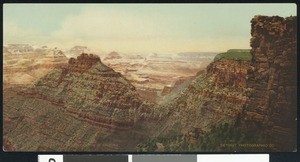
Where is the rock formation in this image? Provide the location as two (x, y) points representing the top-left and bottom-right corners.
(137, 66), (249, 151)
(28, 54), (148, 128)
(3, 53), (151, 151)
(147, 68), (248, 138)
(157, 15), (297, 152)
(68, 53), (101, 70)
(137, 16), (297, 151)
(242, 15), (297, 151)
(207, 60), (250, 88)
(161, 86), (173, 96)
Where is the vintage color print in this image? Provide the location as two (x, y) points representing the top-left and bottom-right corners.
(3, 4), (297, 152)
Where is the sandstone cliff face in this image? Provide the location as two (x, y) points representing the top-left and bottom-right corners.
(207, 60), (251, 88)
(3, 54), (152, 151)
(243, 16), (297, 151)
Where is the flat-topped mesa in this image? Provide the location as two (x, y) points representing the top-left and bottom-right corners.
(68, 53), (101, 69)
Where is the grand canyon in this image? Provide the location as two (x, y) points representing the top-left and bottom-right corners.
(3, 6), (297, 152)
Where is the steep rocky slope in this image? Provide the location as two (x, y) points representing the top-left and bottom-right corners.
(3, 53), (152, 151)
(242, 15), (297, 151)
(137, 59), (251, 151)
(137, 16), (296, 152)
(207, 60), (250, 88)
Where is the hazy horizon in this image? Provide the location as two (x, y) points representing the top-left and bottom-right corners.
(3, 4), (296, 53)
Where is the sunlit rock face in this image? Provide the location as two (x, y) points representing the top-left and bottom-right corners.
(3, 53), (152, 151)
(207, 60), (251, 88)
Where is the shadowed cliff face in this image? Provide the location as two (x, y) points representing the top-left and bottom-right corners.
(242, 15), (297, 151)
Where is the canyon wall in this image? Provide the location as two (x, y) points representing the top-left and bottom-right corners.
(207, 60), (251, 88)
(3, 54), (153, 151)
(242, 16), (297, 151)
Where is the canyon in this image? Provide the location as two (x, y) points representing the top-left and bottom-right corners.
(102, 52), (215, 103)
(136, 15), (297, 152)
(4, 53), (154, 151)
(3, 15), (297, 152)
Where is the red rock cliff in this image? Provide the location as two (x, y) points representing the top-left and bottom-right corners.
(242, 15), (297, 151)
(207, 60), (251, 88)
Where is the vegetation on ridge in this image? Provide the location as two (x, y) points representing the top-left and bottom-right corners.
(214, 49), (252, 62)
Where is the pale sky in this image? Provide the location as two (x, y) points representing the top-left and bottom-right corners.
(3, 4), (296, 53)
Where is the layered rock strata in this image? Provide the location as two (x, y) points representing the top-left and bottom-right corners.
(242, 16), (297, 151)
(3, 54), (151, 151)
(207, 60), (251, 88)
(151, 72), (248, 138)
(24, 54), (148, 128)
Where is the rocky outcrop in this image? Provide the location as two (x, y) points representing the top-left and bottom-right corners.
(207, 60), (251, 88)
(68, 53), (101, 70)
(242, 16), (297, 151)
(3, 53), (152, 151)
(27, 54), (148, 129)
(137, 15), (297, 152)
(150, 71), (248, 136)
(161, 86), (173, 96)
(143, 51), (252, 150)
